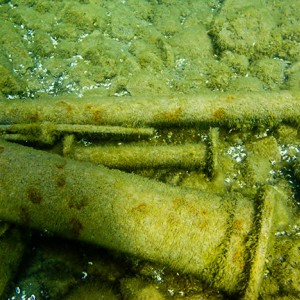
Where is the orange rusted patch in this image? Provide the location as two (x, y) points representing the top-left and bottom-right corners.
(213, 107), (226, 120)
(56, 176), (66, 188)
(186, 203), (199, 217)
(226, 95), (236, 102)
(68, 196), (88, 210)
(85, 104), (93, 110)
(155, 106), (183, 123)
(232, 250), (245, 271)
(131, 203), (148, 214)
(28, 111), (40, 122)
(56, 100), (74, 114)
(92, 108), (102, 123)
(232, 219), (244, 234)
(172, 197), (186, 210)
(199, 219), (208, 229)
(55, 160), (66, 169)
(167, 212), (180, 226)
(85, 104), (103, 124)
(27, 187), (43, 204)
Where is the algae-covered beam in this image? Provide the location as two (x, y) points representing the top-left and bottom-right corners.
(68, 143), (207, 170)
(0, 91), (299, 128)
(0, 123), (155, 145)
(0, 139), (288, 297)
(63, 127), (217, 173)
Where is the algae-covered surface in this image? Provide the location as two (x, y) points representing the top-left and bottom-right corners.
(0, 0), (300, 299)
(0, 0), (300, 99)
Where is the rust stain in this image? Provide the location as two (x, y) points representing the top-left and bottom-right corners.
(167, 212), (180, 226)
(56, 176), (66, 188)
(29, 111), (40, 122)
(56, 100), (74, 114)
(226, 95), (236, 102)
(213, 107), (226, 120)
(199, 219), (208, 229)
(68, 196), (88, 210)
(27, 186), (43, 204)
(155, 106), (183, 123)
(172, 197), (186, 210)
(232, 250), (245, 271)
(232, 219), (245, 234)
(85, 104), (103, 124)
(55, 160), (66, 169)
(131, 203), (148, 214)
(92, 108), (102, 123)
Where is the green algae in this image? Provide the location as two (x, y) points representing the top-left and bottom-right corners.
(0, 0), (299, 98)
(0, 225), (26, 297)
(0, 1), (300, 299)
(1, 118), (299, 299)
(0, 138), (288, 298)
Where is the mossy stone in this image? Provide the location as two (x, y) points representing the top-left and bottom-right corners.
(0, 65), (24, 96)
(62, 2), (105, 31)
(153, 4), (183, 36)
(285, 61), (300, 90)
(221, 51), (249, 75)
(211, 1), (279, 59)
(204, 59), (233, 91)
(126, 70), (171, 96)
(169, 25), (213, 60)
(129, 39), (165, 71)
(227, 77), (265, 93)
(250, 58), (287, 90)
(31, 30), (55, 57)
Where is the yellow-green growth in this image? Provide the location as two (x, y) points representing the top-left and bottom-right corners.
(70, 143), (207, 170)
(0, 139), (289, 296)
(0, 91), (299, 128)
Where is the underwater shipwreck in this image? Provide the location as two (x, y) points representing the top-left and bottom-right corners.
(1, 0), (300, 299)
(0, 91), (300, 299)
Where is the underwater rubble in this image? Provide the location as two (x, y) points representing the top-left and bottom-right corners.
(0, 91), (300, 299)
